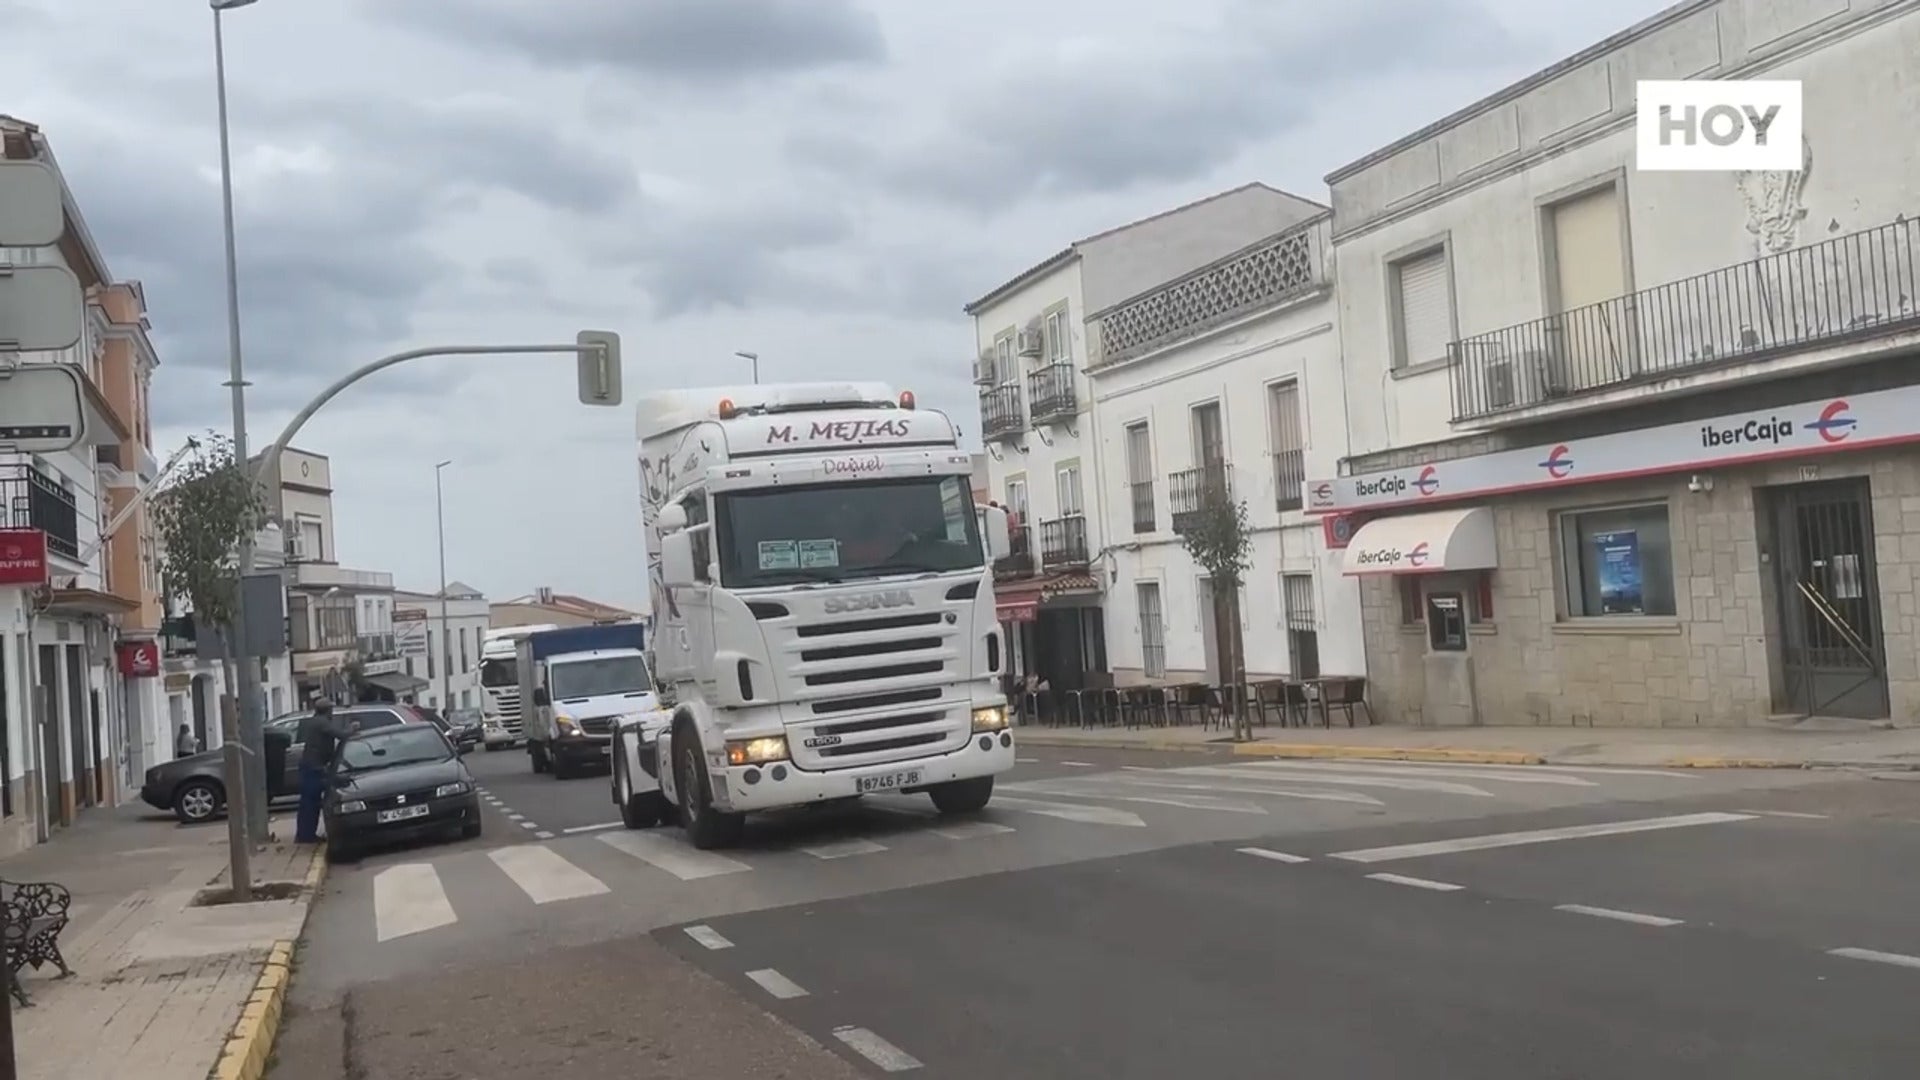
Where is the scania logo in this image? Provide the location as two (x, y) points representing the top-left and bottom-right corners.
(823, 589), (914, 614)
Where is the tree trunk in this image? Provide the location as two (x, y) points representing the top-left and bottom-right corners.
(1225, 584), (1250, 740)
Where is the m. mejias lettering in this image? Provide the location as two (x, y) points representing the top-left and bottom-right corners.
(1700, 415), (1794, 449)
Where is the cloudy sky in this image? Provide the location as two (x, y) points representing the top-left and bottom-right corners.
(6, 0), (1666, 610)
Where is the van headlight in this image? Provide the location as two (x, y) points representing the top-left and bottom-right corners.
(971, 706), (1010, 732)
(725, 736), (788, 765)
(555, 715), (581, 734)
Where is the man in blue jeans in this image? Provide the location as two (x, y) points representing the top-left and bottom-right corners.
(295, 700), (354, 844)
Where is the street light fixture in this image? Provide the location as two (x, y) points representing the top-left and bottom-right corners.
(434, 460), (452, 712)
(734, 351), (759, 384)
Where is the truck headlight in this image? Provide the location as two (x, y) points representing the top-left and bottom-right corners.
(336, 799), (367, 814)
(555, 715), (581, 734)
(725, 736), (788, 766)
(971, 706), (1010, 732)
(435, 782), (469, 797)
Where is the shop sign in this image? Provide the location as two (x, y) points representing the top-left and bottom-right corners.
(117, 640), (161, 678)
(1321, 513), (1359, 550)
(1306, 387), (1909, 515)
(0, 528), (48, 586)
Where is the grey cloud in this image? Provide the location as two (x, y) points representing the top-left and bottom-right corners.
(607, 199), (859, 317)
(799, 0), (1521, 210)
(372, 0), (887, 83)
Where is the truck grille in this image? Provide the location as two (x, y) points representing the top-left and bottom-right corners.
(579, 716), (614, 735)
(785, 609), (967, 769)
(488, 688), (524, 734)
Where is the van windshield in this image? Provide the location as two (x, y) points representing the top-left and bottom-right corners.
(715, 474), (982, 588)
(548, 655), (653, 700)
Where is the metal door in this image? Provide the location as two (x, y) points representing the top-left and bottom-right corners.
(1768, 478), (1889, 719)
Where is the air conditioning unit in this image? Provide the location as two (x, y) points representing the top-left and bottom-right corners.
(1526, 349), (1572, 400)
(973, 350), (997, 386)
(1016, 329), (1044, 358)
(286, 533), (308, 561)
(1484, 359), (1517, 410)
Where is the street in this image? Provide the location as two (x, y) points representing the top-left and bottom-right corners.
(268, 743), (1920, 1078)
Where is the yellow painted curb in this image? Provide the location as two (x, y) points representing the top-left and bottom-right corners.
(208, 852), (329, 1080)
(1660, 757), (1803, 769)
(1231, 742), (1546, 766)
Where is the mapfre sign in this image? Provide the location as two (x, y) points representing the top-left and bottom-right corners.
(0, 528), (49, 586)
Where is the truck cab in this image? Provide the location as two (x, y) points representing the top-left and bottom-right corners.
(518, 624), (656, 779)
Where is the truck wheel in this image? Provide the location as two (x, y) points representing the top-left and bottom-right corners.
(672, 725), (743, 849)
(530, 742), (549, 774)
(929, 776), (994, 814)
(615, 757), (666, 829)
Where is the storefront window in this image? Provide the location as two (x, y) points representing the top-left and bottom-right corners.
(1557, 502), (1677, 618)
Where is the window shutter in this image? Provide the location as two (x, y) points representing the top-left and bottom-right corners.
(1396, 251), (1452, 366)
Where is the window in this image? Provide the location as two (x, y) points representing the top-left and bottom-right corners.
(1125, 421), (1154, 533)
(1044, 308), (1071, 363)
(459, 628), (469, 672)
(1558, 502), (1676, 618)
(297, 517), (324, 562)
(1282, 574), (1319, 679)
(1269, 381), (1304, 511)
(995, 334), (1015, 385)
(714, 475), (983, 588)
(1390, 247), (1453, 369)
(681, 492), (711, 582)
(1004, 477), (1028, 525)
(1191, 402), (1224, 466)
(1136, 582), (1166, 678)
(426, 629), (436, 678)
(1055, 463), (1083, 517)
(548, 654), (653, 699)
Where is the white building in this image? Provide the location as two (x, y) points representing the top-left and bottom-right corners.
(394, 582), (490, 712)
(966, 183), (1327, 691)
(1089, 212), (1364, 683)
(1312, 0), (1920, 726)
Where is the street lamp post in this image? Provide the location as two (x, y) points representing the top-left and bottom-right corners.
(212, 0), (269, 844)
(434, 460), (451, 711)
(734, 350), (759, 384)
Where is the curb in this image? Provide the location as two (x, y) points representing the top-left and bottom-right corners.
(1230, 742), (1546, 766)
(209, 847), (327, 1080)
(1016, 732), (1223, 754)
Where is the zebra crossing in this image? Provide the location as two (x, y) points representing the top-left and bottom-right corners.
(354, 758), (1716, 945)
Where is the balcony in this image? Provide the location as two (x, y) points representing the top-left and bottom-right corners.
(1449, 215), (1920, 423)
(1026, 363), (1076, 424)
(1040, 515), (1089, 567)
(2, 464), (80, 560)
(1129, 481), (1155, 534)
(1272, 448), (1304, 512)
(289, 562), (394, 592)
(979, 384), (1025, 441)
(994, 523), (1035, 579)
(1169, 463), (1232, 534)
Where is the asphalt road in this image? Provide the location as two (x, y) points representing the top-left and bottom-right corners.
(268, 741), (1918, 1078)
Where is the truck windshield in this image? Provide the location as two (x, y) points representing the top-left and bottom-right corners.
(548, 655), (653, 700)
(478, 658), (516, 688)
(716, 474), (982, 588)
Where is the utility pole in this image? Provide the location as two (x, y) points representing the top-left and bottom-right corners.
(434, 460), (451, 710)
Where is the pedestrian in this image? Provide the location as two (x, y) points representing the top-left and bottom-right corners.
(176, 723), (199, 758)
(294, 700), (353, 844)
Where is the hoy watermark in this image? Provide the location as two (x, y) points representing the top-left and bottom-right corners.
(1636, 80), (1802, 171)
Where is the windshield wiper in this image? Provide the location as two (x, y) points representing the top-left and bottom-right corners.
(745, 568), (845, 586)
(850, 561), (967, 577)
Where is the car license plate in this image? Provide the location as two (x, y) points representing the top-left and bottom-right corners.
(377, 803), (431, 824)
(856, 769), (922, 794)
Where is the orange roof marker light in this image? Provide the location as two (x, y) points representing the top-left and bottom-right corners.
(717, 397), (738, 419)
(899, 390), (916, 410)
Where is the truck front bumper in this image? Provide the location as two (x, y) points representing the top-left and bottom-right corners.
(717, 729), (1015, 812)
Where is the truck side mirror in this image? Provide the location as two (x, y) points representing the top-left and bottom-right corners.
(657, 503), (688, 533)
(661, 531), (698, 587)
(982, 505), (1011, 560)
(532, 687), (550, 707)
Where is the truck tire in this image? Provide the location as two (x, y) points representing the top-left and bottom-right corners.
(530, 741), (549, 774)
(929, 776), (994, 814)
(614, 754), (666, 829)
(672, 724), (743, 850)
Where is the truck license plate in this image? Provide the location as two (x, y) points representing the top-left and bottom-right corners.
(377, 803), (431, 824)
(856, 769), (922, 794)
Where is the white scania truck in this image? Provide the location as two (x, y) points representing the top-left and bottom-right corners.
(610, 382), (1016, 848)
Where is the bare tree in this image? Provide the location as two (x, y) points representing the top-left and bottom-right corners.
(1180, 483), (1253, 740)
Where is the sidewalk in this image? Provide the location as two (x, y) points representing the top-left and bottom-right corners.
(1016, 720), (1920, 770)
(5, 802), (322, 1080)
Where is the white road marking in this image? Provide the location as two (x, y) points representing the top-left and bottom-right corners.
(1394, 761), (1698, 779)
(1828, 947), (1920, 970)
(1367, 873), (1463, 892)
(563, 821), (624, 834)
(833, 1026), (923, 1071)
(992, 795), (1147, 827)
(1238, 847), (1309, 864)
(683, 925), (732, 950)
(518, 821), (540, 830)
(535, 831), (555, 840)
(1331, 812), (1757, 863)
(802, 837), (888, 859)
(1554, 904), (1684, 927)
(373, 864), (458, 942)
(1249, 761), (1598, 787)
(599, 831), (752, 880)
(1059, 761), (1097, 767)
(1011, 783), (1269, 815)
(745, 968), (809, 999)
(1734, 809), (1829, 819)
(929, 820), (1016, 840)
(1183, 765), (1496, 798)
(489, 844), (610, 905)
(1102, 776), (1385, 806)
(1015, 757), (1040, 763)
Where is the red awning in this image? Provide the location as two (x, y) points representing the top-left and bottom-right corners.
(997, 596), (1039, 623)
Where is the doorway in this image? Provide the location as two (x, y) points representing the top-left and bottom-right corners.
(1763, 477), (1889, 719)
(65, 645), (90, 809)
(35, 645), (59, 826)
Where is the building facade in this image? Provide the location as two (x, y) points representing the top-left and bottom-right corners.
(491, 588), (635, 629)
(1311, 0), (1920, 726)
(395, 582), (490, 712)
(969, 183), (1327, 693)
(1090, 213), (1364, 684)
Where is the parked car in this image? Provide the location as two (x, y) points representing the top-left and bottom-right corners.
(446, 707), (486, 751)
(140, 704), (424, 824)
(323, 723), (481, 861)
(415, 705), (480, 753)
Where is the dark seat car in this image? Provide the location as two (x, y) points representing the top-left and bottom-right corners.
(140, 704), (423, 824)
(324, 723), (481, 861)
(416, 705), (480, 753)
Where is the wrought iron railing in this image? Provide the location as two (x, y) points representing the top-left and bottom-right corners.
(1272, 448), (1304, 512)
(994, 524), (1034, 578)
(1169, 463), (1232, 534)
(1, 464), (79, 559)
(1026, 363), (1076, 422)
(979, 384), (1025, 440)
(1094, 217), (1329, 367)
(1040, 515), (1089, 566)
(1129, 481), (1155, 534)
(1450, 215), (1920, 421)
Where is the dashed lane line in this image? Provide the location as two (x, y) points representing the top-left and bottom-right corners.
(1554, 904), (1684, 927)
(746, 968), (809, 999)
(833, 1026), (923, 1072)
(1828, 947), (1920, 970)
(1366, 873), (1464, 892)
(1237, 847), (1309, 864)
(683, 925), (733, 950)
